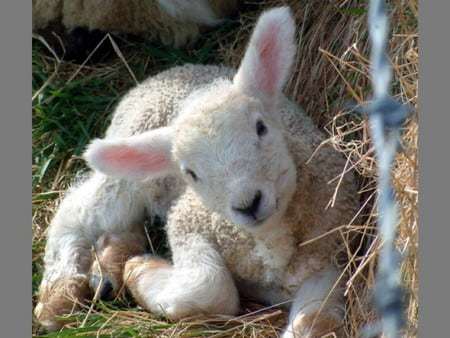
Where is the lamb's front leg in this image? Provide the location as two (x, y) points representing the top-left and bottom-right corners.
(34, 173), (147, 331)
(34, 228), (92, 332)
(88, 230), (147, 300)
(123, 235), (240, 320)
(283, 266), (345, 338)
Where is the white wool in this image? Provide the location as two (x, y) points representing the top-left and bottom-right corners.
(157, 0), (222, 26)
(33, 0), (238, 48)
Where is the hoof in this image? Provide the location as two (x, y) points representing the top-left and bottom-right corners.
(34, 276), (91, 331)
(89, 274), (115, 301)
(88, 232), (147, 300)
(284, 312), (344, 338)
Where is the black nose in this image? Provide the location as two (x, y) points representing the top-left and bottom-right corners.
(233, 190), (262, 219)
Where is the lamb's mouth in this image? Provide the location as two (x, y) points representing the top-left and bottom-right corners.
(249, 206), (279, 227)
(247, 194), (282, 227)
(232, 185), (284, 228)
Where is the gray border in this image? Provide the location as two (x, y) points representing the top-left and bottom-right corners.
(0, 0), (447, 337)
(0, 0), (32, 337)
(419, 1), (450, 337)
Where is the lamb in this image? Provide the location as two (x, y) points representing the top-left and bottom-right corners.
(33, 0), (239, 48)
(34, 7), (360, 337)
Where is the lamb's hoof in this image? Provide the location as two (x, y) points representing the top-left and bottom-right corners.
(89, 274), (115, 301)
(34, 276), (91, 331)
(89, 257), (122, 300)
(283, 312), (343, 338)
(88, 232), (147, 300)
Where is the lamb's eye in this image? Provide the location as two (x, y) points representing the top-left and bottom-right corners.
(256, 120), (267, 137)
(185, 168), (198, 182)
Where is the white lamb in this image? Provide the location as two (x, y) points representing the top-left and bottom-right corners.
(34, 7), (359, 337)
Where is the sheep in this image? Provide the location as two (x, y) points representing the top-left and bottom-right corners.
(33, 0), (239, 48)
(34, 7), (360, 337)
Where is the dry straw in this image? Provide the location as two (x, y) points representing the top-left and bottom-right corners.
(219, 0), (418, 336)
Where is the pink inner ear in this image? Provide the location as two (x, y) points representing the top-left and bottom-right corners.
(257, 22), (281, 95)
(101, 145), (168, 174)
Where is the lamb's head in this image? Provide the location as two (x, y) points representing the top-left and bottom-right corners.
(84, 7), (298, 231)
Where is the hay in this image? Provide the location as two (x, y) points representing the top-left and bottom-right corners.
(219, 0), (418, 336)
(218, 0), (418, 336)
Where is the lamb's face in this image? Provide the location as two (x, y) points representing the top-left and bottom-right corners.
(83, 7), (299, 230)
(172, 88), (296, 228)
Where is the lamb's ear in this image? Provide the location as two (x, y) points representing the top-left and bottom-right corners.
(233, 7), (296, 104)
(83, 127), (175, 180)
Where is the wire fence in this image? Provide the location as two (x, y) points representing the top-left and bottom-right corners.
(363, 0), (412, 337)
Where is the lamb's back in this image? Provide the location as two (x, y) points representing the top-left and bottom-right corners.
(106, 64), (235, 138)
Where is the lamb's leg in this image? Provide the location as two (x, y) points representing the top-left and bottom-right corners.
(282, 266), (345, 338)
(89, 230), (147, 300)
(34, 232), (92, 332)
(34, 173), (147, 331)
(123, 235), (240, 320)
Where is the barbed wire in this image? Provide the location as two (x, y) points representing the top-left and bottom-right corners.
(362, 0), (412, 337)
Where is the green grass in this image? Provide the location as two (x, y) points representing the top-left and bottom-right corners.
(33, 56), (117, 187)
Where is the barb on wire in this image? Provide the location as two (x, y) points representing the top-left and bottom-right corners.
(361, 0), (412, 337)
